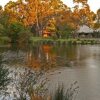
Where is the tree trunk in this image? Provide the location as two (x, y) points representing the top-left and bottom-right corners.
(35, 0), (41, 36)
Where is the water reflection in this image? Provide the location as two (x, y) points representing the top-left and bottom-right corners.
(0, 44), (100, 100)
(26, 44), (73, 71)
(26, 44), (100, 70)
(1, 44), (100, 70)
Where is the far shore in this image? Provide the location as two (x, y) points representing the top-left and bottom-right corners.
(0, 36), (100, 45)
(30, 37), (100, 45)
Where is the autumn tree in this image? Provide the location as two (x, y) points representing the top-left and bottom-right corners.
(73, 0), (88, 5)
(1, 0), (98, 39)
(55, 7), (75, 38)
(4, 0), (66, 36)
(0, 6), (4, 35)
(0, 5), (3, 14)
(97, 9), (100, 24)
(94, 9), (100, 29)
(72, 0), (95, 28)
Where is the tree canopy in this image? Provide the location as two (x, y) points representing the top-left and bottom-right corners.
(0, 0), (99, 39)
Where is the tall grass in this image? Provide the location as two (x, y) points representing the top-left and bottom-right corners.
(52, 81), (79, 100)
(0, 55), (11, 99)
(7, 66), (79, 100)
(29, 81), (79, 100)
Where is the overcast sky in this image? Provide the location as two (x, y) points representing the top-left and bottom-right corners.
(0, 0), (100, 13)
(62, 0), (100, 13)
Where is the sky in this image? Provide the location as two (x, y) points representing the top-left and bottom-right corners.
(62, 0), (100, 13)
(0, 0), (100, 13)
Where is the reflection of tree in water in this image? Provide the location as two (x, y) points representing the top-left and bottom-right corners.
(0, 44), (74, 71)
(10, 43), (30, 51)
(1, 44), (30, 66)
(0, 46), (79, 100)
(26, 45), (71, 71)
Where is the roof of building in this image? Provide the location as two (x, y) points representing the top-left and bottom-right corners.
(77, 25), (94, 33)
(95, 28), (100, 32)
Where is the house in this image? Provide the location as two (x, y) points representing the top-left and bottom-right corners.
(93, 28), (100, 38)
(77, 25), (94, 38)
(95, 28), (100, 32)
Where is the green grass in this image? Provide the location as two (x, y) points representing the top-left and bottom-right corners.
(0, 36), (100, 45)
(0, 36), (11, 44)
(29, 37), (55, 45)
(30, 37), (100, 45)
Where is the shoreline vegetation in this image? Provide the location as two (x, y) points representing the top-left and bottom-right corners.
(30, 37), (100, 45)
(0, 37), (10, 44)
(0, 0), (100, 47)
(0, 36), (100, 45)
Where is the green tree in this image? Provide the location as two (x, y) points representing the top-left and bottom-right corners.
(8, 22), (30, 43)
(57, 24), (74, 38)
(9, 22), (23, 42)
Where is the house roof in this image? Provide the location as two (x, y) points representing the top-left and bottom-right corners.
(77, 25), (94, 33)
(95, 28), (100, 32)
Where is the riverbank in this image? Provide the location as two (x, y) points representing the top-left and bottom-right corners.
(0, 37), (11, 45)
(30, 37), (100, 45)
(0, 36), (100, 45)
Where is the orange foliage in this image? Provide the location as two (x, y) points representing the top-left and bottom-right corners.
(3, 0), (96, 34)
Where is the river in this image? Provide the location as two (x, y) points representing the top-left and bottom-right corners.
(0, 44), (100, 100)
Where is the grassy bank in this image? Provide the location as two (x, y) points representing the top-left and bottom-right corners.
(0, 36), (100, 45)
(30, 37), (100, 45)
(0, 36), (11, 45)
